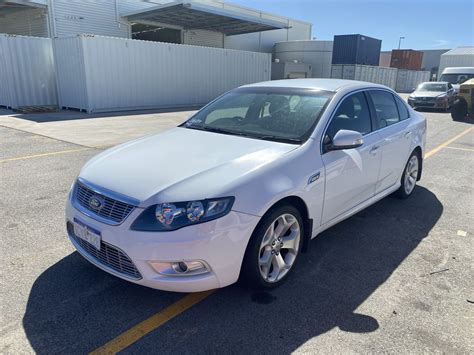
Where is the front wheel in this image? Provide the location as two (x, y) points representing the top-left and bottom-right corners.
(240, 205), (303, 289)
(396, 151), (420, 199)
(451, 98), (467, 121)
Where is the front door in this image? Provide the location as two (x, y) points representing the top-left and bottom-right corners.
(321, 91), (382, 225)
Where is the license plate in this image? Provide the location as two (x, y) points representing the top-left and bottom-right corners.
(73, 218), (101, 251)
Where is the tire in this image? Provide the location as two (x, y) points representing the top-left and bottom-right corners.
(396, 151), (420, 199)
(451, 98), (467, 121)
(240, 204), (304, 290)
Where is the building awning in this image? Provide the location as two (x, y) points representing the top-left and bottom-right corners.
(124, 1), (289, 36)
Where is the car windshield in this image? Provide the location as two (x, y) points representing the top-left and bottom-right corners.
(417, 83), (447, 92)
(439, 73), (474, 85)
(181, 88), (334, 144)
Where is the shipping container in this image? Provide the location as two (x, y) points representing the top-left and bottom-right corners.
(53, 35), (271, 113)
(390, 49), (423, 70)
(438, 47), (474, 77)
(395, 69), (431, 92)
(331, 64), (397, 89)
(273, 40), (333, 78)
(271, 61), (312, 79)
(0, 34), (58, 109)
(332, 34), (381, 66)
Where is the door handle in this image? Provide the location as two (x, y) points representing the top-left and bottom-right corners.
(404, 131), (412, 138)
(370, 146), (380, 155)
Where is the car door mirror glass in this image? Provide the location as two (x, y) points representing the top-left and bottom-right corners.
(329, 129), (364, 151)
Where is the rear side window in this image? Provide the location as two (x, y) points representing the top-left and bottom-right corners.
(369, 90), (400, 128)
(394, 95), (409, 120)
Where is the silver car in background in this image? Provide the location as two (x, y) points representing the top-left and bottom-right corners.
(408, 82), (455, 111)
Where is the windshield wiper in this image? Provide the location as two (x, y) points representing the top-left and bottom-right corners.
(255, 135), (302, 144)
(185, 125), (250, 138)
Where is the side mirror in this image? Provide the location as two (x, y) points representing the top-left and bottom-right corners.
(327, 130), (364, 151)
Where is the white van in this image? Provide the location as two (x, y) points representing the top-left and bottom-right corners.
(439, 67), (474, 92)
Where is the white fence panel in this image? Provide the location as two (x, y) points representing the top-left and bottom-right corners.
(395, 69), (430, 92)
(54, 35), (271, 113)
(331, 64), (397, 89)
(0, 34), (57, 108)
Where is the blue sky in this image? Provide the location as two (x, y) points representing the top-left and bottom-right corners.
(230, 0), (474, 50)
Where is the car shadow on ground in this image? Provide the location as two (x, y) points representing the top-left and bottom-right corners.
(22, 187), (442, 354)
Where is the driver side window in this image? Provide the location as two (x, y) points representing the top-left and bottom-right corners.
(326, 92), (372, 140)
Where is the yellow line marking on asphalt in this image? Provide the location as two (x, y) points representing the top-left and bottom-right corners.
(0, 147), (92, 163)
(457, 230), (467, 237)
(90, 290), (215, 355)
(425, 126), (474, 159)
(89, 125), (474, 354)
(444, 146), (474, 152)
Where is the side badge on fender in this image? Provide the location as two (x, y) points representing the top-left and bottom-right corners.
(308, 172), (320, 185)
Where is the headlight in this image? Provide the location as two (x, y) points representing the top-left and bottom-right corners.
(437, 94), (447, 100)
(131, 197), (235, 231)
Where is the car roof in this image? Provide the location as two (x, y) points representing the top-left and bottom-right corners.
(442, 67), (474, 74)
(240, 78), (388, 92)
(418, 81), (448, 85)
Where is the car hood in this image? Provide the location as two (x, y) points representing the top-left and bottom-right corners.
(79, 127), (298, 204)
(412, 91), (445, 98)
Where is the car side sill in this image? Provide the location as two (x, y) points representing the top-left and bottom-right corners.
(312, 183), (401, 239)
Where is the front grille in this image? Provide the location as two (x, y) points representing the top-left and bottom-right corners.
(415, 102), (435, 107)
(68, 222), (142, 280)
(74, 182), (135, 224)
(419, 97), (436, 102)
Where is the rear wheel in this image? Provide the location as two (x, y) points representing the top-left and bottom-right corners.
(451, 98), (467, 121)
(241, 205), (303, 289)
(396, 151), (420, 199)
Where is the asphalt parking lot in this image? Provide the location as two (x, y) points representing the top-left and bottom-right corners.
(0, 105), (473, 354)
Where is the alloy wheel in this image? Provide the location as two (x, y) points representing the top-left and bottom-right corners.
(404, 155), (419, 195)
(258, 213), (301, 283)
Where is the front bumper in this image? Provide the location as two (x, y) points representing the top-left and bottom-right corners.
(408, 98), (448, 109)
(66, 199), (260, 292)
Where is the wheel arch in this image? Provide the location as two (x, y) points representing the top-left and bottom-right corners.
(412, 146), (423, 181)
(258, 195), (313, 253)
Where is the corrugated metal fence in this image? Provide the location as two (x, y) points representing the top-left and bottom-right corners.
(0, 34), (58, 109)
(331, 64), (398, 89)
(54, 35), (271, 112)
(395, 69), (431, 93)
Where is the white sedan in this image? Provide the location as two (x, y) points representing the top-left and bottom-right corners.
(66, 79), (426, 292)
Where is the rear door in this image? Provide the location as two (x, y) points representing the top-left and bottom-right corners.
(321, 91), (382, 224)
(367, 90), (412, 194)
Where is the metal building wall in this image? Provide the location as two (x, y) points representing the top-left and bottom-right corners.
(0, 34), (57, 108)
(379, 51), (392, 67)
(420, 49), (449, 73)
(273, 40), (333, 78)
(183, 29), (224, 48)
(54, 35), (271, 113)
(438, 47), (474, 76)
(0, 7), (49, 37)
(51, 0), (130, 38)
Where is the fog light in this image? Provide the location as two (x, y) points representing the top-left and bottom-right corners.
(173, 262), (189, 273)
(149, 260), (210, 276)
